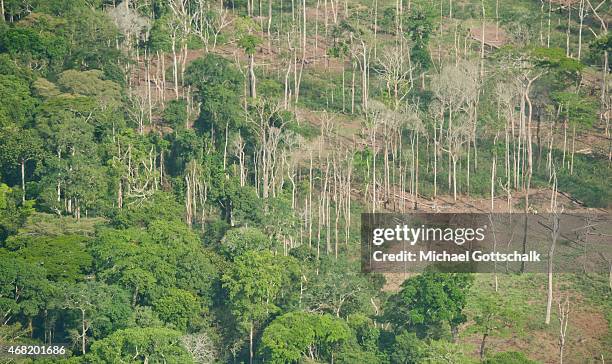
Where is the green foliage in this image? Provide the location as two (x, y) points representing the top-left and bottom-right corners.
(237, 34), (261, 55)
(531, 47), (584, 74)
(110, 192), (184, 228)
(0, 185), (33, 241)
(0, 20), (68, 72)
(218, 180), (264, 226)
(220, 226), (273, 259)
(153, 288), (200, 331)
(148, 14), (175, 53)
(56, 69), (121, 107)
(0, 249), (53, 319)
(403, 0), (438, 68)
(222, 251), (299, 326)
(162, 98), (188, 129)
(347, 314), (380, 351)
(385, 272), (474, 338)
(0, 126), (44, 198)
(304, 256), (384, 318)
(0, 75), (35, 126)
(590, 34), (612, 54)
(389, 331), (428, 364)
(259, 311), (352, 364)
(87, 327), (193, 363)
(0, 0), (609, 361)
(91, 219), (218, 308)
(4, 234), (92, 282)
(551, 92), (598, 128)
(59, 281), (133, 342)
(185, 54), (244, 134)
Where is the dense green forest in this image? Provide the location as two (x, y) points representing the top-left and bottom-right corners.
(0, 0), (610, 363)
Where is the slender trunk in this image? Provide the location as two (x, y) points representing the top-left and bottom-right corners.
(566, 3), (571, 57)
(373, 0), (378, 58)
(452, 155), (457, 201)
(577, 0), (584, 59)
(249, 54), (257, 98)
(224, 121), (229, 170)
(480, 0), (486, 77)
(268, 0), (272, 50)
(603, 51), (609, 139)
(414, 133), (419, 210)
(479, 331), (489, 360)
(433, 124), (438, 199)
(81, 309), (86, 354)
(491, 147), (496, 210)
(547, 0), (552, 47)
(20, 159), (25, 202)
(562, 120), (567, 168)
(249, 322), (254, 364)
(545, 214), (559, 325)
(570, 125), (575, 175)
(351, 61), (356, 114)
(309, 151), (313, 248)
(172, 35), (179, 98)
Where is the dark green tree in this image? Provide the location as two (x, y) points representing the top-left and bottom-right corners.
(59, 281), (132, 354)
(0, 127), (44, 202)
(222, 251), (299, 364)
(259, 311), (352, 364)
(384, 272), (474, 339)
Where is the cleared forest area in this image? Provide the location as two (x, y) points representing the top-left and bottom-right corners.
(0, 0), (610, 363)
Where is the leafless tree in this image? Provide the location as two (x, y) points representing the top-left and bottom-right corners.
(558, 297), (571, 364)
(181, 333), (217, 364)
(545, 170), (561, 325)
(376, 45), (415, 110)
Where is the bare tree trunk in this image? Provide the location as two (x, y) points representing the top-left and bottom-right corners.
(351, 61), (356, 114)
(172, 32), (179, 98)
(81, 309), (87, 354)
(566, 3), (572, 57)
(118, 178), (123, 209)
(249, 54), (257, 98)
(433, 124), (438, 199)
(452, 155), (457, 201)
(373, 0), (378, 58)
(491, 139), (496, 210)
(480, 0), (486, 78)
(547, 0), (552, 47)
(249, 322), (254, 364)
(223, 121), (229, 170)
(361, 41), (368, 111)
(294, 0), (307, 104)
(268, 0), (272, 50)
(21, 159), (25, 202)
(309, 151), (313, 248)
(558, 297), (570, 364)
(602, 50), (609, 138)
(414, 133), (419, 210)
(570, 125), (575, 175)
(577, 0), (585, 59)
(546, 211), (560, 325)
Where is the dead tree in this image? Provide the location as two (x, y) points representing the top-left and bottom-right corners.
(546, 172), (561, 325)
(558, 297), (570, 364)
